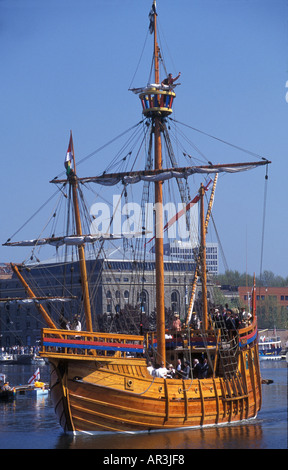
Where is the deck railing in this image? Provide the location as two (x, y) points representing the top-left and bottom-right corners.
(40, 328), (144, 358)
(40, 318), (257, 360)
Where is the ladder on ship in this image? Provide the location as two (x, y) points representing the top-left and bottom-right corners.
(211, 315), (240, 380)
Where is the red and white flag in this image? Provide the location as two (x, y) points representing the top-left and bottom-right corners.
(28, 368), (40, 384)
(64, 131), (73, 175)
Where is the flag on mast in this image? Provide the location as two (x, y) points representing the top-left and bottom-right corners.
(149, 1), (156, 34)
(28, 368), (40, 385)
(64, 132), (73, 175)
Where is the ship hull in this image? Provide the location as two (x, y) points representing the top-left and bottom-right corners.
(47, 344), (262, 433)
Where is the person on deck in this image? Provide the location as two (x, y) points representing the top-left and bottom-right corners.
(200, 358), (209, 379)
(147, 361), (155, 376)
(167, 364), (176, 378)
(172, 313), (181, 331)
(72, 315), (81, 331)
(191, 312), (200, 330)
(161, 72), (181, 88)
(182, 359), (191, 380)
(192, 359), (202, 378)
(176, 358), (182, 378)
(155, 361), (168, 378)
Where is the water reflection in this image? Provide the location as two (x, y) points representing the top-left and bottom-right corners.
(0, 394), (58, 432)
(56, 422), (264, 450)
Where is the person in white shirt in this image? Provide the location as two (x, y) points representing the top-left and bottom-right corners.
(147, 361), (155, 376)
(155, 361), (168, 378)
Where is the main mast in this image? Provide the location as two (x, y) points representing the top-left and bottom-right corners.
(152, 2), (166, 366)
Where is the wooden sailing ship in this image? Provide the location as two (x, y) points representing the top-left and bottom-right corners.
(4, 2), (270, 433)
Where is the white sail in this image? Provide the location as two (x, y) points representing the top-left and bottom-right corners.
(3, 231), (151, 248)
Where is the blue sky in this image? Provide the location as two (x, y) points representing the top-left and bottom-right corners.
(0, 0), (287, 277)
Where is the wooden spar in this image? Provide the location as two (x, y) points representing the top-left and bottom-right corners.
(50, 160), (271, 185)
(185, 174), (218, 325)
(153, 4), (166, 366)
(153, 0), (159, 85)
(0, 296), (76, 302)
(10, 263), (57, 330)
(205, 174), (218, 230)
(69, 133), (93, 333)
(200, 184), (208, 330)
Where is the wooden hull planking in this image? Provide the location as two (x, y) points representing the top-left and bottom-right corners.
(47, 343), (261, 433)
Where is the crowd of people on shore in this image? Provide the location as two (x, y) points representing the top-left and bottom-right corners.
(1, 345), (40, 356)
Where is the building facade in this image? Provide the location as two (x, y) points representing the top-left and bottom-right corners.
(164, 240), (219, 275)
(0, 256), (206, 348)
(238, 286), (288, 311)
(0, 244), (219, 348)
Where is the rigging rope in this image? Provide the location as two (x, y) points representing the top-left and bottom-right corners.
(5, 187), (63, 243)
(170, 118), (271, 162)
(259, 165), (269, 287)
(128, 29), (149, 89)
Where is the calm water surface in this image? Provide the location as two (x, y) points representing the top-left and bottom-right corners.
(0, 361), (286, 449)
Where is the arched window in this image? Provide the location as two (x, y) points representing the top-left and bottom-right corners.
(138, 290), (149, 314)
(124, 290), (129, 303)
(106, 290), (112, 314)
(171, 290), (180, 314)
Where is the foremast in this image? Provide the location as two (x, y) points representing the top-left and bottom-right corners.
(67, 132), (93, 333)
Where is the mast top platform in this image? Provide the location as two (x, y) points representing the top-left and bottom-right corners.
(139, 85), (176, 117)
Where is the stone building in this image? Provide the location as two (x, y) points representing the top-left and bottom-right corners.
(0, 246), (217, 348)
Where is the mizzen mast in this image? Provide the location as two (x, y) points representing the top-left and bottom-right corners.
(199, 183), (208, 330)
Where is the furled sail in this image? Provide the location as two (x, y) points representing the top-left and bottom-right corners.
(129, 83), (176, 94)
(3, 231), (150, 248)
(51, 161), (270, 187)
(0, 297), (76, 304)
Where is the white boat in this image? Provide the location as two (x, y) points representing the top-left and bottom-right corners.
(258, 334), (282, 361)
(15, 383), (49, 397)
(0, 353), (14, 363)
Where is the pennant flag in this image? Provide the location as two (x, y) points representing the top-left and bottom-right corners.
(149, 2), (156, 34)
(64, 132), (73, 175)
(251, 273), (256, 315)
(28, 368), (40, 385)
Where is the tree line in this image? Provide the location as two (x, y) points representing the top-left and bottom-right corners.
(212, 270), (288, 329)
(213, 270), (288, 288)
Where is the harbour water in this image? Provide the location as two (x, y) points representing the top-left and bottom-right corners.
(0, 361), (286, 450)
